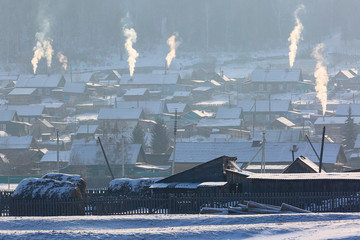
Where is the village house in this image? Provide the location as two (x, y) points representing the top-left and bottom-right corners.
(115, 100), (165, 120)
(8, 88), (40, 105)
(0, 109), (29, 136)
(335, 103), (360, 116)
(0, 136), (43, 175)
(74, 124), (99, 140)
(238, 99), (292, 126)
(15, 74), (65, 96)
(152, 155), (360, 195)
(169, 141), (347, 174)
(62, 82), (88, 104)
(333, 69), (359, 89)
(247, 68), (305, 93)
(40, 150), (70, 173)
(97, 107), (145, 133)
(314, 116), (360, 141)
(0, 74), (17, 95)
(120, 73), (183, 95)
(1, 105), (47, 124)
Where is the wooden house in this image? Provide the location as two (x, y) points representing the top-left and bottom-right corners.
(97, 107), (144, 133)
(238, 100), (292, 126)
(150, 156), (237, 194)
(120, 73), (183, 95)
(248, 68), (304, 93)
(0, 136), (43, 175)
(15, 74), (65, 96)
(333, 69), (359, 89)
(62, 82), (88, 104)
(153, 155), (360, 194)
(8, 88), (40, 105)
(0, 110), (29, 136)
(115, 100), (165, 120)
(4, 105), (46, 124)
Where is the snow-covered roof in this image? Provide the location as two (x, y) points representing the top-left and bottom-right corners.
(76, 125), (98, 134)
(98, 108), (143, 120)
(215, 107), (241, 119)
(3, 105), (45, 117)
(197, 118), (242, 128)
(0, 136), (33, 149)
(63, 82), (86, 94)
(275, 117), (295, 127)
(336, 70), (357, 79)
(124, 88), (148, 96)
(173, 91), (191, 97)
(116, 100), (164, 115)
(247, 172), (360, 180)
(121, 73), (179, 85)
(0, 110), (16, 122)
(251, 68), (302, 83)
(192, 87), (212, 92)
(192, 110), (214, 118)
(166, 103), (188, 114)
(16, 74), (63, 88)
(170, 142), (343, 164)
(238, 100), (290, 112)
(64, 72), (95, 83)
(336, 104), (360, 116)
(40, 102), (64, 109)
(70, 139), (142, 165)
(152, 69), (193, 79)
(251, 129), (301, 142)
(0, 74), (18, 81)
(8, 88), (36, 95)
(40, 151), (70, 162)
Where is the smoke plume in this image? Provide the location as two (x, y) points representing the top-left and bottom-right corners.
(288, 4), (305, 68)
(312, 43), (329, 116)
(43, 39), (54, 68)
(31, 41), (45, 74)
(57, 52), (68, 71)
(166, 33), (181, 68)
(124, 28), (139, 77)
(31, 19), (53, 74)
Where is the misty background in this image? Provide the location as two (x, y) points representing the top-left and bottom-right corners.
(0, 0), (359, 73)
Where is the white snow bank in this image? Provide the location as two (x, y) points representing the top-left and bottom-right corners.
(42, 173), (86, 194)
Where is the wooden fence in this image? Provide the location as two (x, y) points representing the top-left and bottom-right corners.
(1, 191), (360, 216)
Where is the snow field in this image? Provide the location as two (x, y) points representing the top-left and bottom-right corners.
(0, 213), (360, 239)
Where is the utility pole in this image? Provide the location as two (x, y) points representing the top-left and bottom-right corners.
(261, 132), (266, 173)
(56, 129), (59, 173)
(122, 136), (125, 177)
(171, 109), (178, 175)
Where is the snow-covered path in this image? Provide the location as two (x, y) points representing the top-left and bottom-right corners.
(0, 213), (359, 239)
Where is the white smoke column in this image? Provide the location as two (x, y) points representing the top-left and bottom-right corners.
(57, 52), (68, 71)
(31, 19), (51, 74)
(288, 4), (305, 68)
(43, 39), (54, 69)
(166, 34), (181, 68)
(31, 41), (44, 74)
(312, 43), (329, 116)
(124, 28), (139, 77)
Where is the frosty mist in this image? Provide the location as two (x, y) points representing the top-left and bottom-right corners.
(166, 34), (181, 69)
(312, 43), (329, 116)
(124, 28), (139, 77)
(288, 4), (305, 68)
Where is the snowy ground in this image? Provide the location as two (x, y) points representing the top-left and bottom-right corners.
(1, 213), (360, 239)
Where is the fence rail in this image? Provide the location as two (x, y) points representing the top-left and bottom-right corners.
(1, 191), (360, 216)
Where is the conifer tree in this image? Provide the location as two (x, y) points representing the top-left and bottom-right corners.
(151, 119), (170, 154)
(343, 105), (358, 150)
(132, 123), (145, 146)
